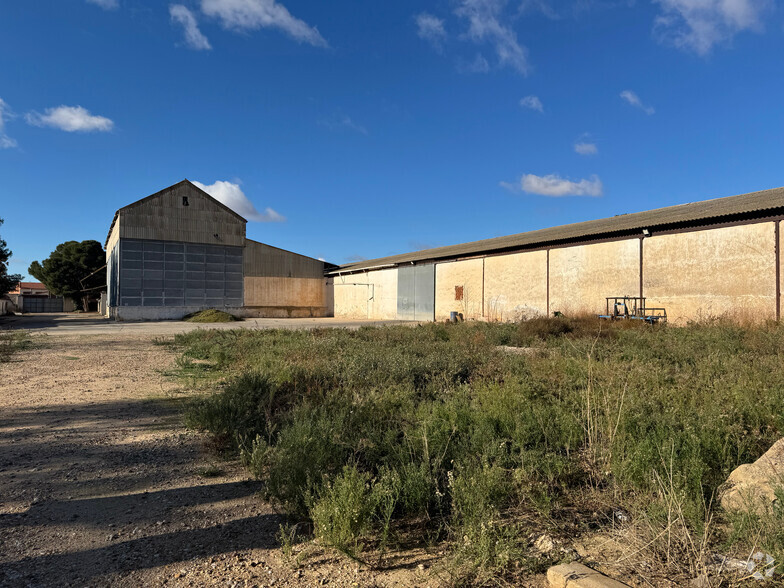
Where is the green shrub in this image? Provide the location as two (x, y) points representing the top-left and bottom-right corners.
(0, 330), (32, 362)
(450, 462), (521, 576)
(185, 372), (278, 449)
(310, 464), (375, 557)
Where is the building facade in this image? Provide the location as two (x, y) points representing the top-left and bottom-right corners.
(330, 187), (784, 324)
(106, 180), (332, 320)
(6, 282), (76, 313)
(107, 182), (784, 324)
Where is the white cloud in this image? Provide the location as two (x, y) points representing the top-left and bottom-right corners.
(337, 116), (368, 135)
(499, 180), (520, 193)
(86, 0), (119, 9)
(416, 13), (447, 51)
(320, 114), (368, 135)
(193, 180), (285, 222)
(518, 0), (560, 19)
(620, 90), (655, 115)
(455, 0), (530, 75)
(519, 95), (543, 112)
(201, 0), (328, 47)
(521, 173), (603, 197)
(170, 4), (212, 50)
(0, 98), (17, 149)
(574, 141), (597, 155)
(654, 0), (770, 55)
(457, 53), (491, 73)
(25, 105), (114, 133)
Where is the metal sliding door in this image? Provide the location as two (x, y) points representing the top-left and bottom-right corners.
(397, 263), (434, 321)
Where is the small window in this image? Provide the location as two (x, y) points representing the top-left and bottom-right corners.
(455, 285), (464, 301)
(182, 196), (189, 206)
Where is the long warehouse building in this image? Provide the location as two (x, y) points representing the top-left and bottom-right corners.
(105, 182), (784, 324)
(329, 186), (784, 324)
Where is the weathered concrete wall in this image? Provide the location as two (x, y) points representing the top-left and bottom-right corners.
(244, 276), (328, 310)
(242, 239), (330, 315)
(644, 222), (776, 323)
(333, 268), (397, 320)
(328, 221), (782, 325)
(109, 305), (239, 321)
(484, 250), (548, 321)
(779, 222), (783, 320)
(549, 239), (641, 315)
(333, 277), (369, 319)
(110, 303), (330, 321)
(435, 258), (484, 321)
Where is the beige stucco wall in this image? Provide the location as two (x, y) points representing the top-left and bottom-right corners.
(549, 239), (641, 315)
(779, 223), (783, 319)
(435, 258), (484, 321)
(106, 221), (120, 259)
(484, 250), (548, 321)
(331, 221), (780, 325)
(333, 268), (398, 320)
(244, 276), (327, 311)
(643, 222), (776, 323)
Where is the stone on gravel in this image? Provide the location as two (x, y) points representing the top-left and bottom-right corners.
(547, 563), (629, 588)
(720, 437), (784, 514)
(533, 534), (556, 554)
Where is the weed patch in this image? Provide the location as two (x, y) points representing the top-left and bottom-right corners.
(173, 319), (784, 583)
(0, 330), (32, 362)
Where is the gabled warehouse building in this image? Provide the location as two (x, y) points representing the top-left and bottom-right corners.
(105, 180), (332, 320)
(330, 187), (784, 324)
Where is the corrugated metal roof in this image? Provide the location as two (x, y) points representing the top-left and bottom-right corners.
(329, 186), (784, 274)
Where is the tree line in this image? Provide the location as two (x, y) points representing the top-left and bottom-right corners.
(1, 217), (106, 310)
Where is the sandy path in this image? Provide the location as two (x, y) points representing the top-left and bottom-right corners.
(0, 335), (403, 587)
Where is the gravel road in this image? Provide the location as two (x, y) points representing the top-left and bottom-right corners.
(0, 334), (435, 587)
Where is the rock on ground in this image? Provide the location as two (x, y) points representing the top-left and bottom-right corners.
(720, 438), (784, 514)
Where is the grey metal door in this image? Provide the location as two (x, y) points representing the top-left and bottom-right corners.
(397, 264), (434, 321)
(23, 297), (64, 313)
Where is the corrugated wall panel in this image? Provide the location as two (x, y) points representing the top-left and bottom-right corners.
(118, 183), (246, 247)
(243, 239), (325, 278)
(397, 264), (434, 320)
(118, 238), (243, 308)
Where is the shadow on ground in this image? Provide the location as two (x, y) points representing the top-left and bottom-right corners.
(0, 395), (277, 586)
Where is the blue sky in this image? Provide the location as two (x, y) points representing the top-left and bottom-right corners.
(1, 0), (782, 275)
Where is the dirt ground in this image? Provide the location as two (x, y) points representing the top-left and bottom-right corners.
(0, 334), (442, 588)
